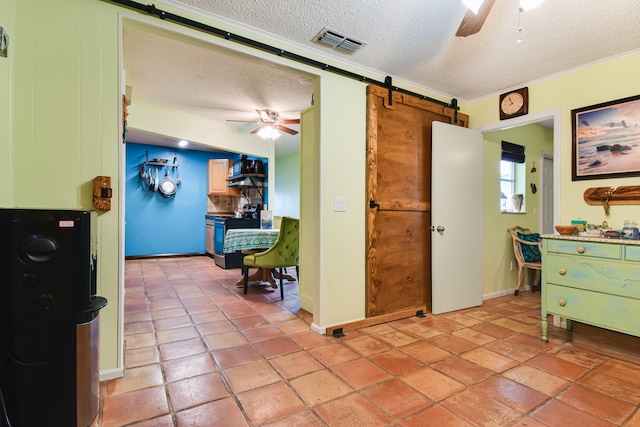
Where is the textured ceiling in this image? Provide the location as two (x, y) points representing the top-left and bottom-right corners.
(123, 0), (640, 153)
(177, 0), (640, 99)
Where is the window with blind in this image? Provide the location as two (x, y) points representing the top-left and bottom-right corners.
(500, 141), (526, 213)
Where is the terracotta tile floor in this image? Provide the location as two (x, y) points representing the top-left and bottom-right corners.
(96, 256), (640, 426)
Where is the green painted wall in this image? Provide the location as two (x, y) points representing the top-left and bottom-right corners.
(0, 0), (13, 208)
(482, 124), (553, 295)
(470, 53), (640, 232)
(274, 150), (300, 219)
(7, 0), (121, 372)
(4, 0), (639, 375)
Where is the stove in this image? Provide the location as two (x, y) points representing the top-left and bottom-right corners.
(241, 204), (261, 220)
(213, 207), (260, 269)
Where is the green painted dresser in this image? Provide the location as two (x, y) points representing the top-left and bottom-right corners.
(541, 235), (640, 342)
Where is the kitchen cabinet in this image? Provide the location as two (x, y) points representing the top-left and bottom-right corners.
(541, 235), (640, 341)
(208, 159), (239, 196)
(205, 217), (214, 255)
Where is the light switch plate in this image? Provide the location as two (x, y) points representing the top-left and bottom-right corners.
(334, 196), (347, 212)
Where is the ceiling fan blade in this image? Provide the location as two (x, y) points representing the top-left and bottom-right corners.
(280, 119), (300, 125)
(455, 0), (496, 37)
(250, 125), (263, 134)
(227, 119), (258, 123)
(275, 124), (299, 135)
(256, 109), (275, 122)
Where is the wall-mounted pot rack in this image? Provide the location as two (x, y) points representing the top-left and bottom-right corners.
(141, 151), (179, 168)
(584, 185), (640, 215)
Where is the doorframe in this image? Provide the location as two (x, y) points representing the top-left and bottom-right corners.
(540, 150), (554, 234)
(116, 13), (322, 376)
(474, 108), (561, 228)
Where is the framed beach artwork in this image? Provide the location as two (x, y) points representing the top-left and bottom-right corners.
(572, 94), (640, 180)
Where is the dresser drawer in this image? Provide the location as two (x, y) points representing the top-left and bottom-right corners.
(546, 239), (621, 260)
(545, 255), (640, 299)
(625, 245), (640, 262)
(546, 284), (640, 337)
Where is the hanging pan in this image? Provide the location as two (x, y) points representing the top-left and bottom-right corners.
(158, 167), (177, 198)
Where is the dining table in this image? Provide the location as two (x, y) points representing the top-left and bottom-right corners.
(223, 228), (294, 289)
(223, 228), (280, 254)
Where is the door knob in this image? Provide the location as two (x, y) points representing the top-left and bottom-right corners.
(430, 225), (445, 232)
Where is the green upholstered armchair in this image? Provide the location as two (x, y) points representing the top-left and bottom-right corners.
(242, 217), (299, 300)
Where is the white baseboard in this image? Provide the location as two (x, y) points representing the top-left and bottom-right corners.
(483, 285), (531, 300)
(100, 367), (124, 382)
(310, 322), (326, 335)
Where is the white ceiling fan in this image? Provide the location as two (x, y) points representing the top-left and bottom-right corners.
(227, 109), (300, 139)
(457, 0), (544, 37)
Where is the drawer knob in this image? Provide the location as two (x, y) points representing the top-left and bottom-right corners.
(558, 299), (567, 307)
(559, 268), (567, 275)
(577, 246), (585, 254)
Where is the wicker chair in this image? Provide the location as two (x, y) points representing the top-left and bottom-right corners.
(242, 217), (299, 300)
(507, 226), (542, 296)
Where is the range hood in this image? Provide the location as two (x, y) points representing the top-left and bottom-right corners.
(227, 178), (265, 187)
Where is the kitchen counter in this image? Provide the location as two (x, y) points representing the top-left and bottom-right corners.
(206, 213), (234, 219)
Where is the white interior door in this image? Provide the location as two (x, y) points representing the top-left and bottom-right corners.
(431, 122), (483, 314)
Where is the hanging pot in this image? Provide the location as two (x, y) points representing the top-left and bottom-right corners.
(173, 156), (181, 185)
(158, 168), (177, 198)
(153, 168), (159, 192)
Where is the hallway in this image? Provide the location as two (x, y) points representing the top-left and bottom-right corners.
(97, 256), (640, 426)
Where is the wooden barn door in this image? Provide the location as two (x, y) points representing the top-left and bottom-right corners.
(366, 86), (468, 317)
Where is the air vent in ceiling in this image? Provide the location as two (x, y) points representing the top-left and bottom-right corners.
(312, 27), (366, 54)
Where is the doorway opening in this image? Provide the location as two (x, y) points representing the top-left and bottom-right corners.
(476, 109), (560, 230)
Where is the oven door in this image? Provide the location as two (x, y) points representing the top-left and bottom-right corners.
(213, 217), (226, 254)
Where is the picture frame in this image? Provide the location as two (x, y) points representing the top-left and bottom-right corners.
(572, 94), (640, 180)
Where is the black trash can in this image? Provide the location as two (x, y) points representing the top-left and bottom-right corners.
(0, 209), (108, 427)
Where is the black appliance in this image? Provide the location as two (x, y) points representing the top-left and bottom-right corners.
(241, 203), (261, 220)
(213, 204), (261, 269)
(232, 155), (253, 177)
(0, 209), (107, 427)
(252, 160), (264, 174)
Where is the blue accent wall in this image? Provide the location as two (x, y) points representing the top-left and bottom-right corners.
(125, 143), (240, 257)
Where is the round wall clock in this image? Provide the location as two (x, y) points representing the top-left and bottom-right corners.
(499, 87), (529, 120)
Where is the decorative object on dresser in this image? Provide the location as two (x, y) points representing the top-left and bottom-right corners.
(554, 225), (576, 236)
(507, 226), (542, 296)
(541, 236), (640, 342)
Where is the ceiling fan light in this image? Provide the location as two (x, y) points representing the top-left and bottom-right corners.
(462, 0), (484, 14)
(257, 126), (281, 140)
(519, 0), (543, 11)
